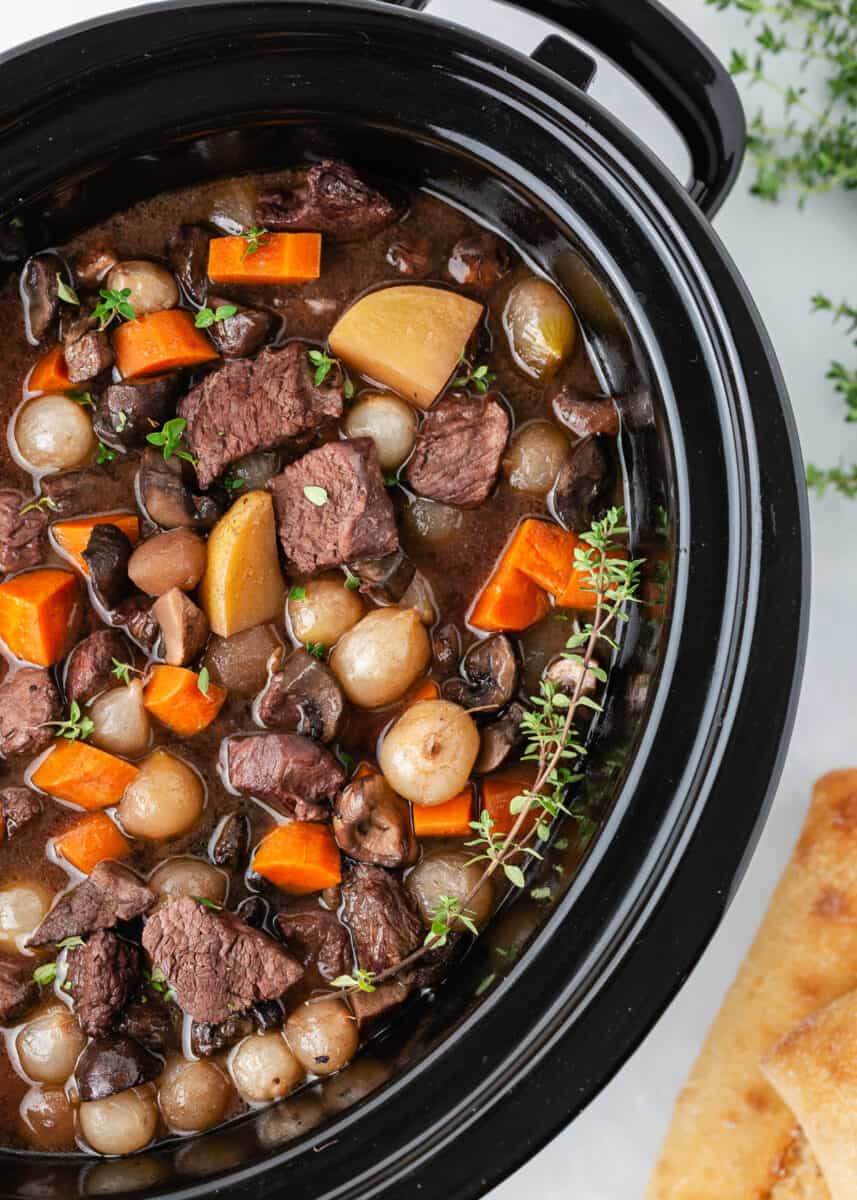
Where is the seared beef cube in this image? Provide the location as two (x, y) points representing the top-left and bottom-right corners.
(257, 648), (345, 744)
(206, 296), (272, 359)
(93, 374), (181, 448)
(446, 233), (510, 291)
(190, 1010), (254, 1058)
(21, 252), (62, 342)
(41, 457), (139, 518)
(551, 385), (620, 438)
(82, 523), (133, 610)
(111, 594), (159, 652)
(179, 343), (343, 488)
(0, 787), (41, 838)
(404, 395), (509, 508)
(275, 910), (352, 982)
(75, 1034), (160, 1102)
(141, 895), (303, 1024)
(227, 733), (345, 822)
(258, 160), (404, 242)
(0, 489), (47, 574)
(342, 865), (423, 975)
(63, 314), (114, 383)
(29, 860), (154, 946)
(118, 998), (179, 1055)
(74, 244), (119, 289)
(0, 668), (61, 758)
(349, 979), (411, 1029)
(65, 629), (130, 704)
(67, 930), (141, 1036)
(268, 438), (398, 576)
(210, 812), (249, 872)
(551, 436), (610, 532)
(167, 224), (210, 305)
(0, 957), (38, 1024)
(386, 233), (433, 278)
(333, 774), (417, 869)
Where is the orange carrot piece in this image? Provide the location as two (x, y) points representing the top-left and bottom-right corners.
(53, 813), (130, 874)
(28, 346), (71, 393)
(0, 569), (79, 666)
(480, 767), (539, 837)
(505, 519), (579, 597)
(469, 557), (550, 633)
(32, 741), (139, 810)
(413, 787), (473, 838)
(113, 310), (219, 380)
(207, 233), (322, 286)
(353, 761), (378, 780)
(252, 823), (342, 895)
(51, 514), (140, 574)
(143, 665), (227, 737)
(407, 679), (440, 705)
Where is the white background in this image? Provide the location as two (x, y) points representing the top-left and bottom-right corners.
(5, 1), (856, 1196)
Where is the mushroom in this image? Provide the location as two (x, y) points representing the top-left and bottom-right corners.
(550, 436), (610, 533)
(350, 550), (415, 605)
(443, 634), (519, 713)
(210, 812), (250, 872)
(74, 1034), (161, 1103)
(137, 447), (221, 531)
(475, 701), (527, 774)
(544, 654), (600, 719)
(82, 524), (133, 610)
(432, 623), (461, 673)
(256, 648), (345, 745)
(152, 587), (210, 666)
(332, 773), (417, 869)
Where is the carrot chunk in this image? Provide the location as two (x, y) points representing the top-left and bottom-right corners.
(504, 519), (580, 597)
(0, 569), (79, 666)
(207, 232), (322, 286)
(469, 557), (550, 633)
(480, 767), (539, 837)
(406, 679), (440, 705)
(53, 812), (130, 874)
(32, 741), (139, 810)
(29, 346), (71, 393)
(51, 514), (140, 574)
(113, 310), (219, 379)
(143, 665), (227, 737)
(413, 787), (473, 838)
(252, 823), (342, 895)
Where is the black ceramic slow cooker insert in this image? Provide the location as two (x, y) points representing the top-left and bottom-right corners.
(0, 1), (808, 1197)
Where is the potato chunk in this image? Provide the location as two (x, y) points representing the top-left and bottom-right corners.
(329, 285), (483, 410)
(199, 490), (285, 637)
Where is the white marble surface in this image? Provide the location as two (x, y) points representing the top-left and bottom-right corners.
(5, 1), (856, 1195)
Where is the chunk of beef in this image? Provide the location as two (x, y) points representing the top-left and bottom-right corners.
(446, 233), (510, 292)
(0, 489), (47, 574)
(63, 314), (114, 384)
(258, 160), (404, 242)
(351, 936), (458, 1028)
(67, 930), (141, 1036)
(93, 375), (181, 449)
(210, 812), (249, 872)
(333, 775), (417, 869)
(29, 860), (154, 947)
(0, 956), (38, 1024)
(111, 594), (159, 652)
(404, 395), (509, 508)
(118, 998), (178, 1055)
(74, 244), (119, 289)
(74, 1033), (160, 1102)
(257, 648), (345, 744)
(167, 225), (210, 305)
(137, 447), (221, 531)
(268, 438), (398, 576)
(227, 733), (345, 822)
(179, 343), (343, 488)
(206, 296), (272, 359)
(64, 629), (130, 704)
(21, 252), (62, 343)
(341, 864), (423, 975)
(551, 436), (610, 532)
(275, 910), (352, 982)
(41, 457), (139, 518)
(386, 233), (433, 278)
(551, 385), (620, 438)
(82, 523), (133, 610)
(0, 787), (41, 838)
(0, 668), (61, 759)
(141, 895), (303, 1024)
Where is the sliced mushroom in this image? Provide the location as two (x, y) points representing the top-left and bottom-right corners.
(550, 436), (610, 533)
(21, 252), (63, 343)
(443, 634), (518, 713)
(152, 587), (210, 666)
(82, 523), (134, 610)
(432, 623), (460, 673)
(93, 375), (181, 450)
(256, 648), (345, 744)
(210, 812), (250, 872)
(137, 447), (221, 530)
(167, 225), (211, 305)
(351, 550), (415, 605)
(544, 654), (599, 703)
(74, 1034), (161, 1102)
(332, 773), (417, 868)
(475, 701), (526, 774)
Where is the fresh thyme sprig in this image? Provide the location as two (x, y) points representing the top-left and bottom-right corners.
(111, 659), (141, 686)
(806, 293), (857, 496)
(194, 303), (237, 329)
(307, 349), (356, 399)
(43, 701), (94, 743)
(92, 286), (136, 330)
(242, 225), (270, 259)
(454, 352), (496, 394)
(18, 495), (57, 517)
(146, 417), (198, 466)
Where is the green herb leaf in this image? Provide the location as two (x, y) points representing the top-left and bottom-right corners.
(384, 474), (399, 488)
(96, 442), (117, 465)
(306, 641), (327, 660)
(18, 495), (57, 517)
(331, 969), (376, 993)
(223, 475), (245, 493)
(33, 962), (57, 985)
(73, 392), (94, 409)
(92, 286), (136, 330)
(147, 417), (192, 463)
(197, 667), (210, 696)
(56, 274), (80, 306)
(242, 225), (270, 259)
(530, 886), (551, 901)
(455, 355), (496, 395)
(343, 567), (361, 591)
(56, 936), (84, 950)
(45, 700), (94, 743)
(303, 485), (328, 507)
(111, 658), (138, 686)
(195, 304), (238, 328)
(193, 895), (222, 910)
(289, 586), (307, 601)
(503, 863), (526, 889)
